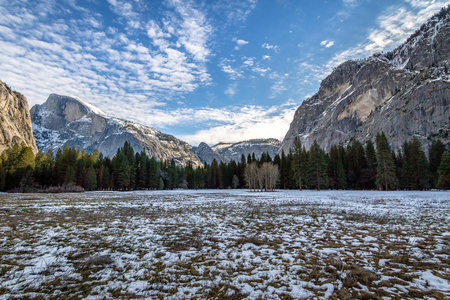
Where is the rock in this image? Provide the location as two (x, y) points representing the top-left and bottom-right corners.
(281, 7), (450, 154)
(31, 94), (203, 167)
(0, 80), (37, 155)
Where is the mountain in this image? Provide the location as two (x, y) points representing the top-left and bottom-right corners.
(281, 7), (450, 154)
(212, 138), (281, 162)
(191, 142), (223, 164)
(30, 94), (203, 167)
(0, 80), (37, 155)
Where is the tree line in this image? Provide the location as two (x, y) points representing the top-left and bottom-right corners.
(0, 132), (449, 192)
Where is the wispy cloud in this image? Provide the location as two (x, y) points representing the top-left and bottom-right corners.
(311, 1), (448, 81)
(215, 0), (259, 24)
(225, 82), (238, 97)
(0, 0), (213, 112)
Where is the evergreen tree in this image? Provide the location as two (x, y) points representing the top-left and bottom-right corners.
(291, 138), (309, 190)
(347, 140), (367, 189)
(328, 145), (346, 189)
(113, 152), (131, 190)
(437, 151), (450, 189)
(85, 165), (97, 190)
(375, 133), (398, 190)
(308, 140), (328, 190)
(102, 165), (112, 190)
(429, 139), (446, 187)
(64, 166), (76, 185)
(401, 138), (429, 189)
(363, 140), (377, 189)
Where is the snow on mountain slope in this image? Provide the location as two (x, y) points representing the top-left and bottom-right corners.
(30, 94), (202, 167)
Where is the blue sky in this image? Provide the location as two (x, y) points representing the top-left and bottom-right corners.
(0, 0), (448, 145)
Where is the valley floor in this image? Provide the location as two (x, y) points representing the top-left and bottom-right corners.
(0, 190), (449, 299)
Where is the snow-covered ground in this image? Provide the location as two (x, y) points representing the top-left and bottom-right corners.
(0, 190), (449, 299)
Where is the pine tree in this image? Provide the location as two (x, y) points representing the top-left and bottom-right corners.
(401, 138), (429, 190)
(308, 140), (328, 190)
(114, 152), (131, 190)
(437, 151), (450, 189)
(363, 140), (377, 189)
(328, 145), (346, 189)
(85, 165), (97, 190)
(291, 138), (309, 190)
(429, 139), (446, 187)
(375, 133), (398, 190)
(347, 140), (367, 189)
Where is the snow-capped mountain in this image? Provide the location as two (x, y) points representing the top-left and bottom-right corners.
(30, 94), (203, 167)
(281, 7), (450, 153)
(191, 142), (223, 165)
(212, 138), (281, 162)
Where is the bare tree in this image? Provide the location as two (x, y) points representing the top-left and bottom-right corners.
(245, 162), (279, 192)
(245, 162), (258, 191)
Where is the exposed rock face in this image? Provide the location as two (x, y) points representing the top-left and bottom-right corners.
(31, 94), (203, 167)
(281, 8), (450, 154)
(191, 142), (223, 164)
(212, 138), (281, 162)
(0, 80), (37, 154)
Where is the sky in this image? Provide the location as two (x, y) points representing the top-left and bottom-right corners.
(0, 0), (448, 146)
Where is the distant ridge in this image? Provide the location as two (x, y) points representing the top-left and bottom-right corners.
(211, 138), (281, 162)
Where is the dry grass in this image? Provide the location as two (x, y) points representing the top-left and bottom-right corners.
(0, 190), (448, 299)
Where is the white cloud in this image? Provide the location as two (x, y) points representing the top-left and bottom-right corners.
(0, 0), (213, 112)
(262, 43), (279, 51)
(219, 58), (244, 80)
(262, 55), (271, 60)
(234, 38), (249, 50)
(179, 103), (297, 145)
(242, 57), (255, 66)
(168, 0), (213, 62)
(320, 40), (335, 47)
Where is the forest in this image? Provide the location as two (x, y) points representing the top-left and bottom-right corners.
(0, 132), (449, 192)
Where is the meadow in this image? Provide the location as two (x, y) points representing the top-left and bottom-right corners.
(0, 190), (449, 299)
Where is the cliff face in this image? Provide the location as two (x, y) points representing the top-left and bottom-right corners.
(0, 80), (37, 155)
(281, 7), (450, 153)
(31, 94), (203, 167)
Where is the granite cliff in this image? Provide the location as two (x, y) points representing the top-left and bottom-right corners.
(31, 94), (203, 167)
(281, 7), (450, 153)
(0, 80), (37, 155)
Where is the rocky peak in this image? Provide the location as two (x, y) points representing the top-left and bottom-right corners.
(0, 80), (37, 154)
(191, 142), (223, 165)
(281, 7), (450, 154)
(31, 94), (203, 167)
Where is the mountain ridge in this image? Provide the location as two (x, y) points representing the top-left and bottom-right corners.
(31, 94), (203, 167)
(280, 6), (450, 154)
